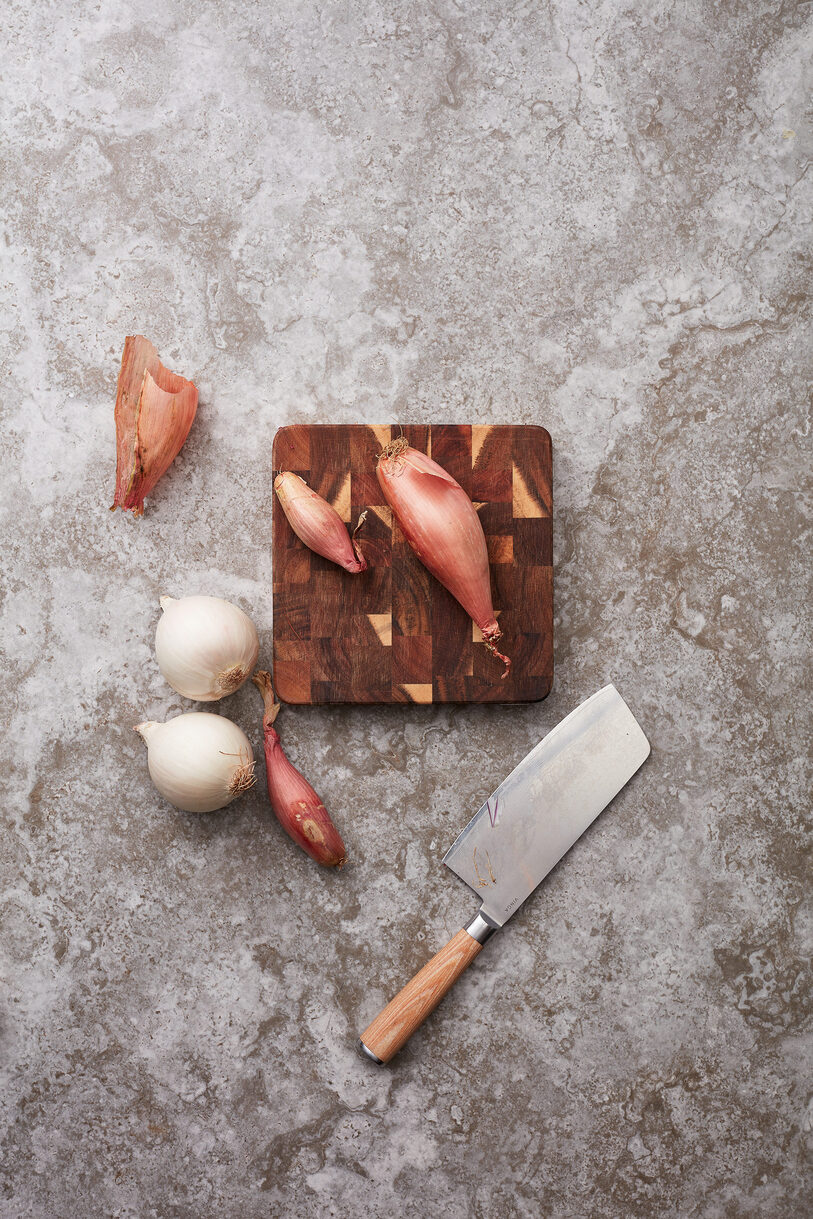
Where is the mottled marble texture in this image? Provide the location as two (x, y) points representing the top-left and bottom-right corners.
(1, 1), (810, 1215)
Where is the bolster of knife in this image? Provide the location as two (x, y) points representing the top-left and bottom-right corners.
(359, 916), (496, 1064)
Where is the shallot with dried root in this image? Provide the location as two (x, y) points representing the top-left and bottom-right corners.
(376, 437), (510, 677)
(111, 335), (198, 516)
(252, 670), (347, 867)
(274, 471), (367, 573)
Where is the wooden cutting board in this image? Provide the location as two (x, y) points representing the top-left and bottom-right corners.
(271, 424), (552, 705)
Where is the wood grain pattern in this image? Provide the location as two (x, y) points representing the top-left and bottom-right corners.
(359, 928), (483, 1063)
(271, 423), (553, 704)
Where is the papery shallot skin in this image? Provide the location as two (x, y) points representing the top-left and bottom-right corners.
(253, 671), (347, 867)
(111, 335), (198, 516)
(274, 472), (367, 573)
(376, 439), (510, 676)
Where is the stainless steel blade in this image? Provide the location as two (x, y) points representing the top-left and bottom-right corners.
(442, 685), (650, 927)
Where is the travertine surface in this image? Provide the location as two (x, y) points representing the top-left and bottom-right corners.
(1, 2), (810, 1216)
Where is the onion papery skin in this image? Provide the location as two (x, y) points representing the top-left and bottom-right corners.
(111, 335), (198, 516)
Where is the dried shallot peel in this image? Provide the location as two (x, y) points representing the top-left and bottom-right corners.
(111, 335), (198, 516)
(376, 437), (510, 677)
(252, 670), (347, 868)
(274, 471), (368, 573)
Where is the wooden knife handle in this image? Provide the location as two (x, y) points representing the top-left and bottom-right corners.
(359, 917), (495, 1064)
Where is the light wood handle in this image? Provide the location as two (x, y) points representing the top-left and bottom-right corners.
(359, 928), (484, 1063)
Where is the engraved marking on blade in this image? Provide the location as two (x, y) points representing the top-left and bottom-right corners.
(487, 796), (500, 827)
(473, 847), (497, 887)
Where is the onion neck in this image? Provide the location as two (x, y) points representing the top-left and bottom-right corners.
(134, 721), (160, 743)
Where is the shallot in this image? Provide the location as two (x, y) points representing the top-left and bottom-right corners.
(376, 437), (510, 676)
(274, 471), (367, 573)
(252, 670), (347, 867)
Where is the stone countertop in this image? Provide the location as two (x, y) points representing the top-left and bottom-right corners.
(1, 2), (810, 1216)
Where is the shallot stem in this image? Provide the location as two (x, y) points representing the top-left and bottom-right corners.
(252, 669), (280, 725)
(351, 509), (368, 567)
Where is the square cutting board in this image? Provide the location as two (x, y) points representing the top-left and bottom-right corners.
(271, 423), (552, 704)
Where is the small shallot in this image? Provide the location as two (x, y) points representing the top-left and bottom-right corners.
(135, 712), (255, 813)
(252, 670), (347, 867)
(376, 437), (510, 676)
(111, 335), (198, 516)
(274, 471), (367, 573)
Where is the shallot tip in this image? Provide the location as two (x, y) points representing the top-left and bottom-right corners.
(252, 669), (281, 725)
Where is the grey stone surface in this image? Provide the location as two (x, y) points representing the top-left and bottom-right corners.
(1, 0), (810, 1215)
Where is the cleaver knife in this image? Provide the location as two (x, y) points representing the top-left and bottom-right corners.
(359, 684), (650, 1063)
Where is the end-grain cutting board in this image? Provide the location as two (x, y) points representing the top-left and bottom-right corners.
(271, 424), (552, 705)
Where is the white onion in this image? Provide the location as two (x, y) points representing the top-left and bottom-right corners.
(135, 712), (255, 813)
(155, 595), (259, 700)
